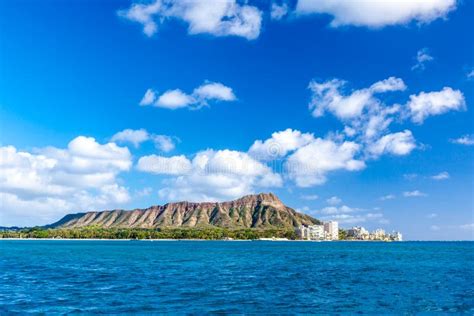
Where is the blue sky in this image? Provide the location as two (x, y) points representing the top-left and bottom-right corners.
(0, 0), (473, 240)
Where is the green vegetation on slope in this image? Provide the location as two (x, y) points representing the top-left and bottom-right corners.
(0, 226), (298, 240)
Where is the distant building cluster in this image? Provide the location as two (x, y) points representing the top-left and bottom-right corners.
(296, 221), (339, 241)
(296, 223), (403, 241)
(346, 226), (402, 241)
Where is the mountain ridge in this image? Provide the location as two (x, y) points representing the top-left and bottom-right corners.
(49, 193), (320, 229)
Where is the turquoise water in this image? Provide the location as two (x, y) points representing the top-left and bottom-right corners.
(1, 241), (473, 314)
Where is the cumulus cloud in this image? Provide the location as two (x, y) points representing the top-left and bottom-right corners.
(379, 194), (396, 201)
(137, 155), (192, 175)
(138, 149), (282, 202)
(308, 77), (405, 120)
(111, 128), (177, 152)
(0, 137), (132, 226)
(139, 89), (157, 106)
(300, 194), (319, 201)
(295, 0), (457, 28)
(140, 81), (236, 110)
(319, 205), (356, 215)
(271, 3), (288, 20)
(307, 76), (412, 154)
(326, 196), (342, 205)
(286, 138), (365, 187)
(119, 0), (262, 40)
(307, 76), (467, 164)
(450, 135), (474, 146)
(368, 130), (417, 157)
(152, 135), (177, 152)
(403, 190), (427, 197)
(193, 82), (236, 103)
(135, 128), (398, 202)
(321, 212), (386, 225)
(111, 128), (150, 148)
(156, 89), (195, 109)
(406, 87), (465, 123)
(431, 171), (449, 180)
(249, 129), (369, 188)
(248, 128), (314, 160)
(411, 48), (434, 71)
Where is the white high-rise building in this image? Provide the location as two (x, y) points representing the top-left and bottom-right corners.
(324, 221), (339, 240)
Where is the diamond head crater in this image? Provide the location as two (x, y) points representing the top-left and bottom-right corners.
(0, 193), (400, 241)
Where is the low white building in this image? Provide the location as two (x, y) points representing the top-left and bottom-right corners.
(295, 225), (310, 240)
(347, 226), (370, 239)
(297, 221), (339, 240)
(371, 229), (386, 240)
(390, 231), (403, 241)
(308, 225), (325, 240)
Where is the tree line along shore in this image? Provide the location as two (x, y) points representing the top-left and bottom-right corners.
(0, 226), (303, 240)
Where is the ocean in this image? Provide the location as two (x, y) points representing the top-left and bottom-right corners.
(1, 240), (473, 314)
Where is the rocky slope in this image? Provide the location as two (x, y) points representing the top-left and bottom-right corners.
(49, 193), (319, 229)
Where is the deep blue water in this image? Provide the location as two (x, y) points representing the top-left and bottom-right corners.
(1, 241), (473, 314)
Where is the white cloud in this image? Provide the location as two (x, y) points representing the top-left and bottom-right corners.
(156, 89), (195, 109)
(406, 87), (466, 123)
(138, 149), (282, 202)
(295, 0), (457, 28)
(403, 190), (427, 197)
(431, 171), (449, 180)
(322, 212), (385, 225)
(0, 137), (132, 226)
(118, 0), (163, 37)
(460, 223), (474, 230)
(308, 77), (405, 120)
(249, 128), (314, 160)
(319, 205), (356, 215)
(111, 128), (150, 148)
(296, 206), (310, 213)
(111, 129), (177, 152)
(305, 200), (387, 225)
(411, 48), (434, 71)
(467, 70), (474, 79)
(152, 135), (177, 152)
(450, 135), (474, 146)
(135, 187), (153, 198)
(192, 82), (236, 103)
(300, 194), (319, 201)
(271, 3), (288, 20)
(427, 213), (438, 219)
(119, 0), (262, 40)
(139, 88), (157, 106)
(379, 194), (395, 201)
(286, 138), (365, 187)
(308, 79), (372, 120)
(369, 77), (407, 93)
(430, 225), (440, 231)
(307, 76), (467, 164)
(142, 81), (236, 110)
(136, 155), (192, 175)
(326, 196), (342, 205)
(368, 130), (417, 157)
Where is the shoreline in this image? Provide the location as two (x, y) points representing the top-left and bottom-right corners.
(1, 238), (404, 242)
(1, 238), (472, 242)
